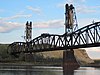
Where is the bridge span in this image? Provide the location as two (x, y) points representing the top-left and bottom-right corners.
(8, 22), (100, 54)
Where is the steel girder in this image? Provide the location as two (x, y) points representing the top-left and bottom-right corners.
(8, 22), (100, 54)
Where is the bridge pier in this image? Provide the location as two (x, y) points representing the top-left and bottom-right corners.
(63, 49), (80, 71)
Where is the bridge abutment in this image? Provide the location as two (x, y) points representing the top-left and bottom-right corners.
(63, 49), (80, 71)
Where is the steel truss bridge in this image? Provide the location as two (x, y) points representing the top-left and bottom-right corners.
(8, 22), (100, 55)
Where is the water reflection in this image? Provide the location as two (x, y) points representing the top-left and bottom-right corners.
(0, 66), (100, 75)
(0, 66), (63, 75)
(63, 70), (74, 75)
(0, 70), (32, 75)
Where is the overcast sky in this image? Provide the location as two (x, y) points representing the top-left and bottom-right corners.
(0, 0), (100, 59)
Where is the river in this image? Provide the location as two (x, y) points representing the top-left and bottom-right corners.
(0, 66), (100, 75)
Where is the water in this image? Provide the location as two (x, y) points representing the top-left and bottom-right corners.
(0, 66), (100, 75)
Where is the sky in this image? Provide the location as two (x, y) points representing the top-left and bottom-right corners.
(0, 0), (100, 59)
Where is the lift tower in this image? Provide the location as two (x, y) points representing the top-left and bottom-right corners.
(25, 21), (32, 54)
(25, 21), (32, 42)
(63, 4), (80, 71)
(65, 4), (78, 33)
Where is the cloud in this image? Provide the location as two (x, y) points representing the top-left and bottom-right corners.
(66, 0), (86, 4)
(0, 9), (4, 12)
(0, 14), (32, 21)
(57, 0), (86, 8)
(76, 5), (98, 13)
(57, 3), (65, 8)
(57, 0), (100, 14)
(33, 19), (64, 28)
(36, 29), (50, 35)
(27, 6), (42, 15)
(0, 18), (64, 33)
(32, 20), (64, 37)
(81, 0), (86, 2)
(66, 0), (74, 4)
(78, 18), (100, 28)
(0, 21), (23, 33)
(0, 13), (32, 33)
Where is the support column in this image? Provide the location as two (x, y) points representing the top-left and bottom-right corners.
(63, 49), (80, 71)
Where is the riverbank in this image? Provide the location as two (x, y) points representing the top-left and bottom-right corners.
(0, 44), (100, 67)
(0, 62), (100, 68)
(0, 61), (62, 67)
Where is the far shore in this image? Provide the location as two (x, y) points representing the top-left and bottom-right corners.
(0, 62), (100, 68)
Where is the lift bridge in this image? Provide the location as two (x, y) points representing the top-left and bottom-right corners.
(8, 21), (100, 53)
(7, 4), (100, 70)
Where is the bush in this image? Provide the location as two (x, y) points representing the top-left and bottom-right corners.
(0, 44), (9, 59)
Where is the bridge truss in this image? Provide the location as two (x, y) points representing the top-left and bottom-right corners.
(8, 22), (100, 55)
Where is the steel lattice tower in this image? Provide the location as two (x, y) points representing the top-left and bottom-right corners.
(25, 21), (32, 42)
(65, 4), (78, 34)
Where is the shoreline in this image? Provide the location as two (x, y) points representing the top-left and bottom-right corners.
(0, 62), (100, 68)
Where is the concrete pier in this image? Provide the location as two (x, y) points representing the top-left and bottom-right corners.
(63, 49), (80, 71)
